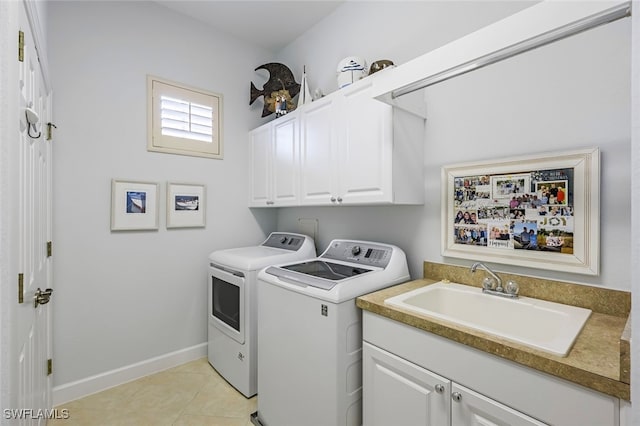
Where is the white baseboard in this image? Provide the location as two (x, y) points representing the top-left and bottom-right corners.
(52, 342), (207, 406)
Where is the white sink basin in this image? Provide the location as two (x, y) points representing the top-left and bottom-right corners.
(384, 281), (591, 357)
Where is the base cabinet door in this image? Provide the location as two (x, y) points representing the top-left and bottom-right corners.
(450, 383), (547, 426)
(363, 342), (450, 426)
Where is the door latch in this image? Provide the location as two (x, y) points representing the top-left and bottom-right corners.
(34, 288), (53, 308)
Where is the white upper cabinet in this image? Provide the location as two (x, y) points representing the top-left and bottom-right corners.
(299, 95), (338, 205)
(336, 81), (394, 205)
(249, 112), (299, 207)
(250, 77), (425, 207)
(272, 114), (299, 205)
(249, 124), (271, 206)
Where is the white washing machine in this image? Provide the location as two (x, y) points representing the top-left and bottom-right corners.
(208, 232), (315, 398)
(252, 239), (409, 426)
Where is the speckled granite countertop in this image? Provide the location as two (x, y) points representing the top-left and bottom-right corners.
(356, 262), (631, 401)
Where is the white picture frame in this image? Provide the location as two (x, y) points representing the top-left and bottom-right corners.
(441, 148), (600, 276)
(111, 179), (159, 231)
(166, 182), (206, 228)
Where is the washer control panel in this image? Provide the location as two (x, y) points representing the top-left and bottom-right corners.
(321, 240), (393, 268)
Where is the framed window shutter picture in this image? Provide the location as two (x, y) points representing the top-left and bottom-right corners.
(111, 179), (159, 231)
(441, 148), (600, 275)
(166, 182), (206, 228)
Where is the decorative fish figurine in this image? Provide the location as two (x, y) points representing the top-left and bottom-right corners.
(250, 63), (301, 117)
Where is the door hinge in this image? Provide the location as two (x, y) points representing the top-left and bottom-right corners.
(47, 241), (52, 257)
(18, 30), (24, 62)
(47, 359), (52, 376)
(46, 123), (57, 141)
(18, 273), (24, 304)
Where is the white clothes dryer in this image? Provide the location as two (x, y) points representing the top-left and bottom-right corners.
(208, 232), (315, 398)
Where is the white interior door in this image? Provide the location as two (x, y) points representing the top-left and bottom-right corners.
(15, 3), (53, 423)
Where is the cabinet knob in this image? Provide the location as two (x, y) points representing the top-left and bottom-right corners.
(330, 196), (337, 203)
(451, 392), (462, 402)
(337, 196), (343, 203)
(434, 384), (445, 394)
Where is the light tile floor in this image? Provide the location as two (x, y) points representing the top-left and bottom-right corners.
(50, 358), (256, 426)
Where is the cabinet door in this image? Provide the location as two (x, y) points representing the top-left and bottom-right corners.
(338, 81), (393, 204)
(299, 96), (338, 205)
(451, 383), (548, 426)
(249, 125), (272, 207)
(363, 342), (450, 426)
(272, 114), (299, 205)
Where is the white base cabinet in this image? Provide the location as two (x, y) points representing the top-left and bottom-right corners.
(364, 342), (545, 426)
(363, 311), (620, 426)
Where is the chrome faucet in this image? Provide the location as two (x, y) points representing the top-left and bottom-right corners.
(470, 262), (518, 298)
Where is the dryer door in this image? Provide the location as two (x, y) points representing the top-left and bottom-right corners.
(209, 264), (245, 344)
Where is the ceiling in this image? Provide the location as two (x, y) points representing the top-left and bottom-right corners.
(155, 1), (346, 52)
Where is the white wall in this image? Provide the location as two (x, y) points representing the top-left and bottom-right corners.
(48, 1), (276, 387)
(278, 1), (536, 97)
(276, 1), (632, 290)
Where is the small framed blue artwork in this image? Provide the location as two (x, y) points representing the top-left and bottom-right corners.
(111, 179), (159, 231)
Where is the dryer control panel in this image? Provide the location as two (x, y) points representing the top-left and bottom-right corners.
(262, 233), (308, 251)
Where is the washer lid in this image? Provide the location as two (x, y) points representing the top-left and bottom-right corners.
(280, 260), (372, 281)
(264, 261), (377, 291)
